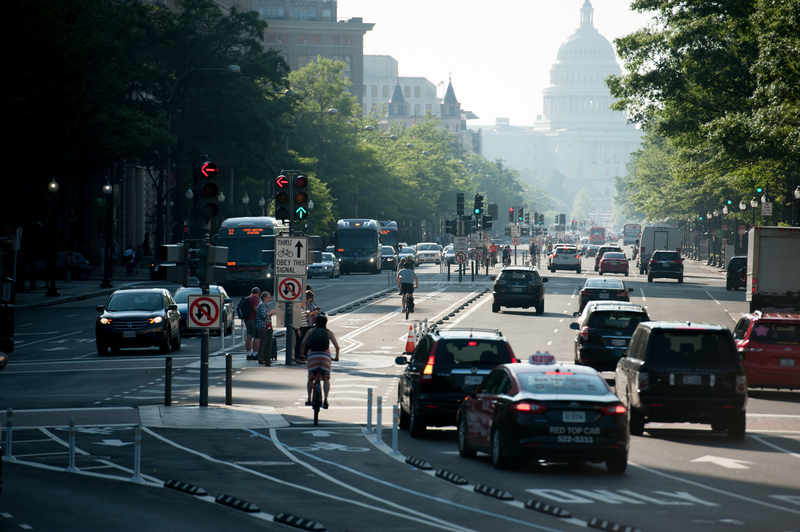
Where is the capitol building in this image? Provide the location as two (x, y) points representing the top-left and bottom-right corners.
(480, 0), (643, 208)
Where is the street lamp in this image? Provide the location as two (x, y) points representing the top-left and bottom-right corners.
(242, 193), (249, 215)
(362, 134), (398, 144)
(46, 179), (60, 297)
(794, 186), (800, 226)
(750, 197), (758, 226)
(259, 195), (266, 216)
(100, 178), (114, 288)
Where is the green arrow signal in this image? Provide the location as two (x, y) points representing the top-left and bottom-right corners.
(295, 206), (308, 218)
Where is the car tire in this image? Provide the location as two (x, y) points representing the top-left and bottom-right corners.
(492, 302), (500, 313)
(606, 455), (628, 475)
(647, 275), (653, 283)
(160, 327), (171, 354)
(398, 404), (410, 430)
(409, 398), (426, 439)
(598, 271), (603, 276)
(97, 341), (108, 356)
(576, 267), (581, 274)
(535, 302), (544, 315)
(491, 427), (510, 470)
(80, 270), (90, 281)
(727, 412), (746, 440)
(629, 405), (645, 436)
(678, 276), (684, 283)
(458, 416), (477, 458)
(170, 329), (181, 351)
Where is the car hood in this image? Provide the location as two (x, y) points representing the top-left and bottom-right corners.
(100, 310), (165, 320)
(310, 261), (335, 267)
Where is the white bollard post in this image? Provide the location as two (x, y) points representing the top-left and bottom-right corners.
(391, 405), (400, 455)
(375, 396), (382, 444)
(366, 388), (374, 433)
(4, 408), (15, 461)
(131, 425), (145, 484)
(66, 416), (79, 472)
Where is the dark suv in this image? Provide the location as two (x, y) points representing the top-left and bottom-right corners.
(595, 245), (623, 271)
(395, 328), (517, 438)
(571, 301), (650, 371)
(726, 256), (747, 291)
(647, 250), (684, 283)
(615, 322), (747, 439)
(491, 266), (547, 314)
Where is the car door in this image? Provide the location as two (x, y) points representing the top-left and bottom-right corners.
(474, 369), (511, 449)
(467, 370), (501, 449)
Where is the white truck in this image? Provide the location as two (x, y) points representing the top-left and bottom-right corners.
(637, 224), (681, 274)
(746, 226), (800, 312)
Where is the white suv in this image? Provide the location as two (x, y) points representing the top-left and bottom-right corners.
(549, 245), (582, 273)
(415, 243), (442, 264)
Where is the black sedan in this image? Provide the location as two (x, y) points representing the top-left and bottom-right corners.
(381, 246), (398, 270)
(96, 288), (181, 356)
(457, 353), (629, 473)
(577, 278), (633, 312)
(173, 285), (234, 336)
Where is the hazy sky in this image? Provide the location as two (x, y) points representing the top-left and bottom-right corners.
(337, 0), (655, 127)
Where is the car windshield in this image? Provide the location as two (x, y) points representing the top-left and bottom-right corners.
(499, 271), (534, 282)
(382, 247), (394, 254)
(173, 288), (222, 303)
(649, 331), (737, 366)
(401, 247), (415, 254)
(108, 292), (163, 311)
(418, 244), (438, 251)
(749, 322), (800, 345)
(729, 258), (746, 269)
(588, 311), (647, 331)
(321, 253), (335, 262)
(585, 279), (624, 289)
(436, 339), (511, 365)
(518, 372), (609, 395)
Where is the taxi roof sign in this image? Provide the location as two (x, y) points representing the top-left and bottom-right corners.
(528, 352), (557, 365)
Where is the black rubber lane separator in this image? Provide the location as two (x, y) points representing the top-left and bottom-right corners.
(474, 483), (514, 500)
(273, 512), (327, 531)
(405, 456), (433, 470)
(164, 479), (208, 496)
(587, 517), (642, 532)
(215, 494), (260, 513)
(436, 320), (444, 324)
(524, 499), (572, 518)
(435, 469), (468, 485)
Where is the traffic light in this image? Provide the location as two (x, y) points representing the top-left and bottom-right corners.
(533, 212), (538, 225)
(509, 207), (515, 222)
(539, 214), (544, 225)
(517, 207), (524, 223)
(559, 214), (566, 225)
(275, 174), (290, 221)
(464, 219), (475, 234)
(473, 194), (483, 215)
(555, 215), (558, 224)
(457, 193), (465, 216)
(195, 245), (228, 286)
(445, 219), (457, 235)
(483, 215), (493, 230)
(293, 174), (310, 222)
(194, 160), (220, 219)
(488, 202), (498, 220)
(525, 212), (530, 224)
(756, 186), (763, 194)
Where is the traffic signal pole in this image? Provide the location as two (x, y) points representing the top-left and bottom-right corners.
(200, 218), (211, 407)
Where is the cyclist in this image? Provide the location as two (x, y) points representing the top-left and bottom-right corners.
(396, 257), (418, 313)
(300, 315), (340, 409)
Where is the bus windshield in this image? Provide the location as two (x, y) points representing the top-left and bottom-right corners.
(337, 230), (377, 253)
(218, 236), (264, 264)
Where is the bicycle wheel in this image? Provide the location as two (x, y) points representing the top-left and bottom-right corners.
(405, 302), (409, 320)
(312, 379), (322, 425)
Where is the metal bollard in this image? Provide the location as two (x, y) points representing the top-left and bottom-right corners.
(165, 356), (172, 406)
(226, 353), (232, 406)
(4, 408), (15, 461)
(366, 388), (374, 433)
(66, 416), (79, 472)
(391, 405), (400, 455)
(424, 318), (428, 333)
(375, 396), (382, 444)
(130, 425), (144, 484)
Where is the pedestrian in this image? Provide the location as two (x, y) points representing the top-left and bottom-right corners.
(295, 290), (319, 364)
(134, 245), (143, 275)
(64, 250), (74, 283)
(124, 245), (135, 276)
(244, 287), (261, 360)
(256, 291), (275, 365)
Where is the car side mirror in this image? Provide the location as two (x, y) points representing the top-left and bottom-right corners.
(489, 275), (496, 281)
(395, 355), (409, 365)
(541, 277), (548, 282)
(572, 311), (580, 317)
(224, 298), (232, 304)
(96, 305), (104, 312)
(628, 288), (634, 292)
(168, 304), (178, 311)
(570, 322), (580, 330)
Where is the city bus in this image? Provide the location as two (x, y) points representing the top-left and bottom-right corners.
(334, 219), (382, 275)
(589, 226), (606, 245)
(623, 223), (642, 246)
(379, 220), (399, 249)
(217, 216), (287, 294)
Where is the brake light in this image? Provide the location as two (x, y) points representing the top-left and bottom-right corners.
(752, 278), (757, 293)
(467, 341), (478, 346)
(736, 375), (747, 393)
(512, 402), (547, 413)
(616, 291), (629, 297)
(638, 372), (649, 391)
(575, 254), (580, 259)
(649, 258), (657, 264)
(422, 355), (435, 382)
(580, 326), (589, 341)
(545, 371), (573, 375)
(736, 339), (762, 353)
(601, 404), (627, 416)
(581, 290), (589, 296)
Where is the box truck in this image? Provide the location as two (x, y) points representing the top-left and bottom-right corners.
(746, 227), (800, 312)
(637, 225), (681, 274)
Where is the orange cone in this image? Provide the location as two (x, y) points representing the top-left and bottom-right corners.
(404, 325), (415, 354)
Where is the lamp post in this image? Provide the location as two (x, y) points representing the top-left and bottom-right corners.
(286, 108), (338, 151)
(259, 196), (266, 217)
(738, 201), (747, 254)
(46, 179), (60, 297)
(794, 186), (800, 226)
(100, 179), (114, 288)
(707, 211), (713, 265)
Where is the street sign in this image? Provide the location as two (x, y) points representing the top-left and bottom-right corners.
(455, 251), (468, 264)
(484, 233), (491, 243)
(275, 237), (308, 276)
(476, 231), (484, 243)
(277, 276), (305, 302)
(762, 202), (773, 216)
(738, 225), (747, 235)
(471, 249), (483, 261)
(454, 236), (468, 253)
(512, 237), (520, 246)
(187, 295), (222, 329)
(511, 225), (521, 238)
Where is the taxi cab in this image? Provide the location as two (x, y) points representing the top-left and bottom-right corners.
(456, 353), (629, 473)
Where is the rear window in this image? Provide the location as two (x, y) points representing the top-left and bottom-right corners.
(585, 279), (625, 289)
(729, 258), (746, 269)
(435, 339), (512, 365)
(654, 252), (681, 260)
(557, 249), (576, 254)
(603, 252), (625, 259)
(648, 331), (737, 367)
(588, 311), (648, 331)
(518, 373), (609, 395)
(750, 323), (800, 345)
(499, 270), (534, 282)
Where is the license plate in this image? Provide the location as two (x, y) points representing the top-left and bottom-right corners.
(611, 338), (626, 347)
(779, 358), (795, 367)
(511, 286), (524, 292)
(464, 376), (483, 385)
(682, 375), (702, 385)
(122, 331), (136, 338)
(599, 293), (609, 299)
(563, 411), (586, 423)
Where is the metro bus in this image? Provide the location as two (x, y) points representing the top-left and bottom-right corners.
(379, 220), (399, 249)
(334, 219), (382, 274)
(623, 223), (642, 246)
(217, 216), (287, 294)
(589, 226), (606, 245)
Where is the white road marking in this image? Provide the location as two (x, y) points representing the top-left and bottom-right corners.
(705, 291), (721, 305)
(690, 455), (753, 469)
(751, 435), (800, 460)
(639, 288), (647, 301)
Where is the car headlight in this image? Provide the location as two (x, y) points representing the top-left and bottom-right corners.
(100, 318), (111, 325)
(369, 258), (374, 263)
(150, 316), (163, 324)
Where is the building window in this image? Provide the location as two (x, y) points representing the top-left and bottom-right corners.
(426, 104), (431, 113)
(371, 85), (377, 97)
(310, 34), (320, 45)
(322, 9), (332, 21)
(298, 34), (308, 45)
(264, 8), (285, 19)
(363, 85), (367, 97)
(329, 56), (351, 73)
(331, 35), (340, 45)
(277, 33), (288, 44)
(383, 85), (389, 98)
(414, 86), (420, 98)
(404, 85), (410, 98)
(290, 8), (317, 21)
(414, 104), (420, 115)
(265, 33), (277, 44)
(342, 35), (351, 46)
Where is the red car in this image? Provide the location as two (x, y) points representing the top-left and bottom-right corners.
(598, 252), (629, 276)
(733, 310), (800, 389)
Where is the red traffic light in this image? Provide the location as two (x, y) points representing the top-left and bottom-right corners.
(276, 175), (289, 188)
(201, 162), (218, 178)
(294, 175), (308, 188)
(509, 207), (514, 212)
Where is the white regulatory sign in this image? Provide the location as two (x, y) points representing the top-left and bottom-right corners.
(187, 295), (222, 329)
(275, 237), (308, 276)
(454, 236), (468, 253)
(511, 225), (521, 238)
(277, 276), (305, 303)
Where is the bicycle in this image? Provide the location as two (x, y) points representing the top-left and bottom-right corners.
(405, 293), (414, 320)
(310, 371), (323, 425)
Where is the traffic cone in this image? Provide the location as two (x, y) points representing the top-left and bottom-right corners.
(404, 325), (415, 354)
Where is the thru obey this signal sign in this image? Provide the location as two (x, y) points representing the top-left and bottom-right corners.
(277, 276), (305, 302)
